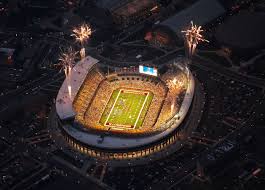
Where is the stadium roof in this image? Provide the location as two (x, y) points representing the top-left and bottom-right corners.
(56, 56), (99, 120)
(112, 0), (156, 17)
(161, 0), (226, 38)
(95, 0), (126, 11)
(96, 0), (156, 13)
(215, 11), (265, 49)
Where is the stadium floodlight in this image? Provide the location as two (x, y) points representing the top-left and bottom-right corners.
(72, 24), (92, 59)
(181, 21), (209, 60)
(59, 47), (78, 99)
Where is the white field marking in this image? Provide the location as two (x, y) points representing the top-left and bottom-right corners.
(104, 89), (122, 126)
(110, 124), (134, 130)
(109, 127), (126, 131)
(133, 92), (150, 128)
(122, 89), (147, 95)
(104, 88), (150, 129)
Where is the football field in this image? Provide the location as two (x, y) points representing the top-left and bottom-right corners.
(99, 89), (153, 130)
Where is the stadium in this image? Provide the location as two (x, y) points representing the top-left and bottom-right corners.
(54, 56), (196, 165)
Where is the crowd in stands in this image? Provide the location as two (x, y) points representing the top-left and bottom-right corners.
(155, 71), (188, 128)
(73, 68), (105, 126)
(73, 66), (189, 135)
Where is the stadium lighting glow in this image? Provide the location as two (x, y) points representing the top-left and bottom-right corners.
(181, 21), (209, 59)
(68, 85), (72, 99)
(59, 47), (78, 99)
(72, 24), (92, 59)
(170, 101), (175, 115)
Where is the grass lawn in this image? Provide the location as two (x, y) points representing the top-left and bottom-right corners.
(99, 88), (153, 130)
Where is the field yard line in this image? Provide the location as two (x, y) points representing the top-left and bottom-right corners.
(133, 92), (149, 128)
(104, 89), (121, 126)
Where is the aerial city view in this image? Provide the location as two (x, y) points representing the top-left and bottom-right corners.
(0, 0), (265, 189)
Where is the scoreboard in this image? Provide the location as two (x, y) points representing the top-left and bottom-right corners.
(139, 65), (158, 76)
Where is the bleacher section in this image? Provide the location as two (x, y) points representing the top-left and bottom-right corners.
(73, 68), (105, 125)
(72, 66), (188, 135)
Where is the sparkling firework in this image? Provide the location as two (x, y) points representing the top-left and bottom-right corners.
(182, 21), (209, 58)
(59, 47), (78, 99)
(72, 24), (92, 59)
(166, 77), (185, 115)
(72, 24), (92, 44)
(59, 47), (77, 76)
(166, 78), (184, 91)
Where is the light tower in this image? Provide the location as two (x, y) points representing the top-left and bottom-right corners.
(59, 47), (78, 99)
(72, 24), (92, 59)
(182, 21), (209, 60)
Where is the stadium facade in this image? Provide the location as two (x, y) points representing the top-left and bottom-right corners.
(54, 56), (196, 164)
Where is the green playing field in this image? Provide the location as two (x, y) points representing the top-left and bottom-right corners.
(99, 88), (153, 130)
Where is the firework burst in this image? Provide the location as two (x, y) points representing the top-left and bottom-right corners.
(59, 47), (77, 76)
(166, 77), (185, 115)
(72, 24), (92, 59)
(166, 78), (184, 91)
(182, 21), (209, 59)
(58, 47), (78, 99)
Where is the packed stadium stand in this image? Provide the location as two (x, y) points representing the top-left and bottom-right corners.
(71, 65), (188, 135)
